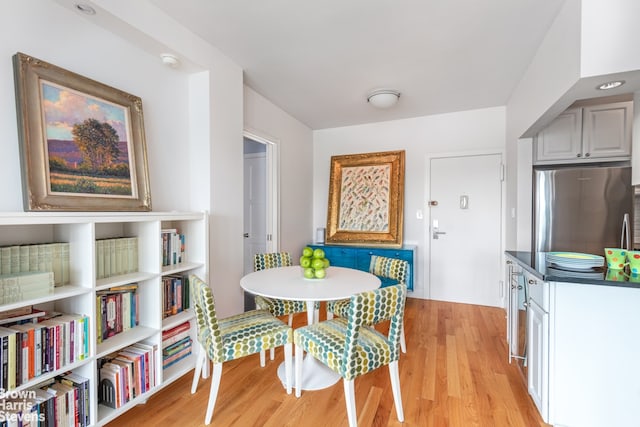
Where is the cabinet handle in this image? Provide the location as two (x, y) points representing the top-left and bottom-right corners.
(585, 152), (591, 157)
(528, 279), (536, 285)
(506, 260), (512, 264)
(576, 153), (582, 157)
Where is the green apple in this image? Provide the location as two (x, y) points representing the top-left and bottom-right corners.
(311, 258), (325, 270)
(314, 267), (326, 279)
(302, 247), (313, 257)
(313, 248), (325, 259)
(323, 258), (330, 268)
(300, 256), (312, 268)
(303, 267), (315, 279)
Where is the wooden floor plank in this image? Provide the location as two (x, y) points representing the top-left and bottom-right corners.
(106, 299), (549, 426)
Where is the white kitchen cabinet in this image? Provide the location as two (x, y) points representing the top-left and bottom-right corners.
(527, 298), (549, 421)
(534, 101), (632, 164)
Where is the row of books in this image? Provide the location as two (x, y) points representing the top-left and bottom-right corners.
(161, 322), (193, 370)
(0, 312), (89, 390)
(98, 342), (157, 409)
(0, 271), (54, 305)
(0, 372), (90, 427)
(0, 242), (70, 287)
(96, 285), (139, 344)
(162, 274), (190, 319)
(95, 237), (139, 280)
(161, 229), (185, 267)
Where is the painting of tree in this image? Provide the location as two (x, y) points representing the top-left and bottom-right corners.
(43, 81), (133, 196)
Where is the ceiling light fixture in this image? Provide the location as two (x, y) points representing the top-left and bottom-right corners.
(596, 80), (625, 90)
(367, 89), (401, 109)
(74, 3), (96, 15)
(160, 53), (181, 68)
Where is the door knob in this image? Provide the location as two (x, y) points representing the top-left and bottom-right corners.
(243, 233), (249, 238)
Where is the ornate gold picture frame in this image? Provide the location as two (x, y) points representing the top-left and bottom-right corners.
(13, 52), (151, 211)
(326, 150), (405, 247)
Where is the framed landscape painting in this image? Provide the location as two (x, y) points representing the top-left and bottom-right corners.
(326, 150), (405, 247)
(13, 52), (151, 211)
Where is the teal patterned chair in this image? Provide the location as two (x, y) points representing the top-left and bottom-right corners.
(189, 275), (293, 425)
(294, 283), (407, 427)
(253, 252), (308, 364)
(327, 255), (408, 353)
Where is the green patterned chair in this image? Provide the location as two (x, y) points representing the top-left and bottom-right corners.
(294, 283), (407, 427)
(253, 252), (308, 365)
(327, 255), (408, 353)
(189, 275), (293, 425)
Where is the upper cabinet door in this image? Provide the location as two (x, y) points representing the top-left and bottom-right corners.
(582, 101), (632, 159)
(534, 108), (583, 163)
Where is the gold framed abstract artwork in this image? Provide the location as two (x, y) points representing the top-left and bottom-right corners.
(326, 150), (405, 247)
(13, 52), (151, 211)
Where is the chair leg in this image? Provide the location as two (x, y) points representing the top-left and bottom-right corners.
(400, 323), (407, 353)
(288, 313), (294, 327)
(270, 347), (275, 360)
(204, 363), (223, 425)
(326, 311), (334, 320)
(388, 360), (404, 422)
(284, 342), (292, 394)
(260, 350), (266, 367)
(343, 379), (357, 427)
(191, 348), (206, 394)
(294, 344), (303, 397)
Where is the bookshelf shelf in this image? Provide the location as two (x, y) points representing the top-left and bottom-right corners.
(162, 308), (194, 330)
(0, 285), (91, 312)
(0, 211), (208, 426)
(95, 326), (157, 359)
(95, 271), (157, 291)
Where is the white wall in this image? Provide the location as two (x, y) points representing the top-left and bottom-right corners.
(313, 107), (506, 298)
(243, 87), (314, 257)
(581, 0), (640, 77)
(1, 1), (248, 316)
(0, 1), (192, 211)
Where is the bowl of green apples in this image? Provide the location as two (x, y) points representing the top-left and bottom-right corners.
(300, 246), (330, 279)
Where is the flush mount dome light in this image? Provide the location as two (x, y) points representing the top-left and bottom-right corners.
(596, 80), (625, 90)
(367, 89), (401, 108)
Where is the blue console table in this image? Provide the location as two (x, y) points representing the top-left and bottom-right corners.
(308, 244), (415, 291)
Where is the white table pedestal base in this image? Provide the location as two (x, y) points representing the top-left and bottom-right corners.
(277, 355), (340, 391)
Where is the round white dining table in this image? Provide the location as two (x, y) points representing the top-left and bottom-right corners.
(240, 265), (380, 390)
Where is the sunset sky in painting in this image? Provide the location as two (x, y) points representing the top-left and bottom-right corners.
(41, 81), (128, 141)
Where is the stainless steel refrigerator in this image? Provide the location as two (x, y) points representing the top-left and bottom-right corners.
(533, 163), (634, 255)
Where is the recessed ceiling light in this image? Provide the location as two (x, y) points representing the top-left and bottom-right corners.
(596, 80), (625, 90)
(75, 3), (96, 15)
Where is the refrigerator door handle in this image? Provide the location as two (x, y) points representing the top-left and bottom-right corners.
(621, 213), (631, 250)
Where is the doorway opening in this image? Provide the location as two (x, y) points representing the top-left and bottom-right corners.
(243, 131), (279, 310)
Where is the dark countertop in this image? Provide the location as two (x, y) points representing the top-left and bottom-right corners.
(506, 251), (640, 289)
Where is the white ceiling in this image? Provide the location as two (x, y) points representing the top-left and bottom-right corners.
(151, 0), (566, 130)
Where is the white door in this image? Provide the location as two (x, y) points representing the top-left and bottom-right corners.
(428, 153), (503, 307)
(243, 152), (267, 274)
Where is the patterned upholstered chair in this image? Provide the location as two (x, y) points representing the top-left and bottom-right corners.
(294, 284), (407, 427)
(253, 252), (307, 364)
(189, 275), (293, 425)
(327, 255), (408, 353)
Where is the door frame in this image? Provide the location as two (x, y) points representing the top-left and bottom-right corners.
(423, 149), (506, 306)
(243, 129), (280, 252)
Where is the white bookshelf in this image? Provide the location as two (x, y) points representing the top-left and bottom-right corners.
(0, 211), (208, 426)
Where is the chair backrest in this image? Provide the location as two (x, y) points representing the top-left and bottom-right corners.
(254, 252), (292, 271)
(190, 275), (225, 364)
(369, 255), (409, 284)
(342, 283), (407, 377)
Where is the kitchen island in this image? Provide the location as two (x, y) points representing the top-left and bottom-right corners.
(506, 251), (640, 427)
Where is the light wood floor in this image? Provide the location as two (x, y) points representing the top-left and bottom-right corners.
(107, 299), (549, 426)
